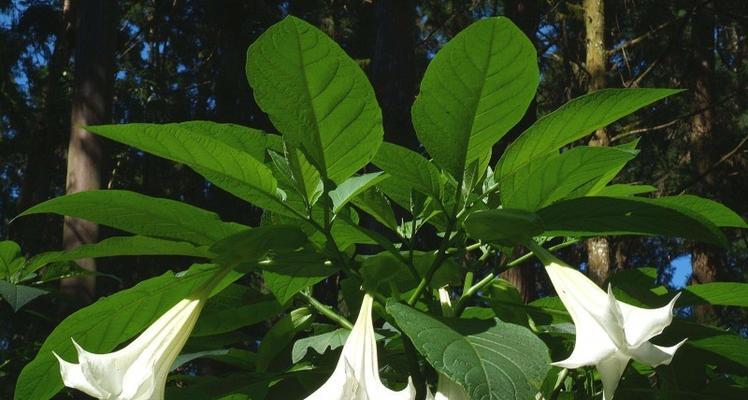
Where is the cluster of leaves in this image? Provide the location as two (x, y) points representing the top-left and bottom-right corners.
(4, 15), (748, 400)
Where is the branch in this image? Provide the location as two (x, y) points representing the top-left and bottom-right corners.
(676, 133), (748, 195)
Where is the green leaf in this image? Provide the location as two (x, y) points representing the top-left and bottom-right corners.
(329, 172), (387, 213)
(26, 236), (212, 275)
(0, 240), (24, 279)
(14, 264), (230, 400)
(246, 16), (383, 183)
(463, 208), (544, 244)
(292, 328), (349, 363)
(350, 186), (398, 231)
(388, 301), (550, 400)
(86, 123), (286, 213)
(502, 146), (637, 210)
(193, 284), (283, 337)
(210, 225), (307, 265)
(360, 251), (460, 292)
(537, 196), (727, 246)
(17, 190), (246, 246)
(176, 121), (280, 161)
(256, 307), (314, 372)
(498, 88), (680, 189)
(0, 280), (47, 312)
(286, 147), (324, 206)
(372, 142), (444, 198)
(412, 17), (538, 178)
(261, 250), (338, 304)
(679, 283), (748, 308)
(166, 373), (269, 400)
(651, 195), (747, 228)
(595, 184), (656, 197)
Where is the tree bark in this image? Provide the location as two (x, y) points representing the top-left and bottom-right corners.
(61, 0), (117, 303)
(583, 0), (612, 286)
(370, 0), (418, 149)
(687, 2), (720, 321)
(499, 0), (540, 302)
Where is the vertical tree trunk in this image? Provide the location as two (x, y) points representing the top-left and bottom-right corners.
(688, 2), (720, 320)
(583, 0), (611, 286)
(370, 0), (418, 149)
(61, 0), (117, 303)
(499, 0), (540, 302)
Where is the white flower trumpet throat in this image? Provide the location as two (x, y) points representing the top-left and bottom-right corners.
(55, 267), (230, 400)
(305, 293), (416, 400)
(529, 242), (686, 400)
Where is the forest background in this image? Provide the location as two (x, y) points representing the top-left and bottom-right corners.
(1, 0), (746, 396)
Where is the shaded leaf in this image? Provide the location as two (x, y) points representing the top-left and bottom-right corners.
(388, 301), (550, 400)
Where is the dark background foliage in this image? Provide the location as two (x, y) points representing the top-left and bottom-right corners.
(1, 0), (746, 397)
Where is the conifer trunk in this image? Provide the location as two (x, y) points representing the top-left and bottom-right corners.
(61, 0), (117, 303)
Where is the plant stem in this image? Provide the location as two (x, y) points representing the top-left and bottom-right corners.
(453, 239), (579, 315)
(299, 291), (353, 330)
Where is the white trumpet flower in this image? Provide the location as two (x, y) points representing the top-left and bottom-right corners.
(538, 250), (686, 400)
(305, 293), (416, 400)
(54, 296), (205, 400)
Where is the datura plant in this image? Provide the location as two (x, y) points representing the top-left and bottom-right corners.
(6, 14), (748, 400)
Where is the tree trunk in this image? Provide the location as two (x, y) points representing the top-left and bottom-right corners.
(499, 0), (540, 302)
(687, 2), (720, 321)
(583, 0), (611, 286)
(61, 0), (117, 303)
(370, 0), (418, 149)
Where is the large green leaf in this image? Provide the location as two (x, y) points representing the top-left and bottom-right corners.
(651, 195), (747, 228)
(261, 250), (338, 304)
(463, 208), (544, 244)
(14, 264), (229, 400)
(176, 121), (281, 161)
(246, 16), (383, 183)
(388, 302), (550, 400)
(328, 172), (387, 213)
(86, 123), (286, 213)
(537, 196), (727, 246)
(502, 146), (637, 210)
(372, 142), (445, 198)
(17, 190), (246, 246)
(497, 89), (680, 189)
(679, 283), (748, 307)
(26, 236), (212, 274)
(210, 225), (307, 265)
(412, 17), (538, 178)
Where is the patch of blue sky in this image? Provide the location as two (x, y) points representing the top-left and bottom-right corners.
(668, 254), (692, 289)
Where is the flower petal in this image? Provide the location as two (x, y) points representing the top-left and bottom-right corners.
(546, 263), (627, 347)
(54, 352), (108, 399)
(629, 338), (687, 367)
(304, 359), (358, 400)
(545, 263), (620, 367)
(597, 352), (630, 400)
(615, 292), (681, 347)
(73, 338), (137, 397)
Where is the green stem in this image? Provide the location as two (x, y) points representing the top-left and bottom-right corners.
(299, 291), (353, 330)
(453, 239), (579, 315)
